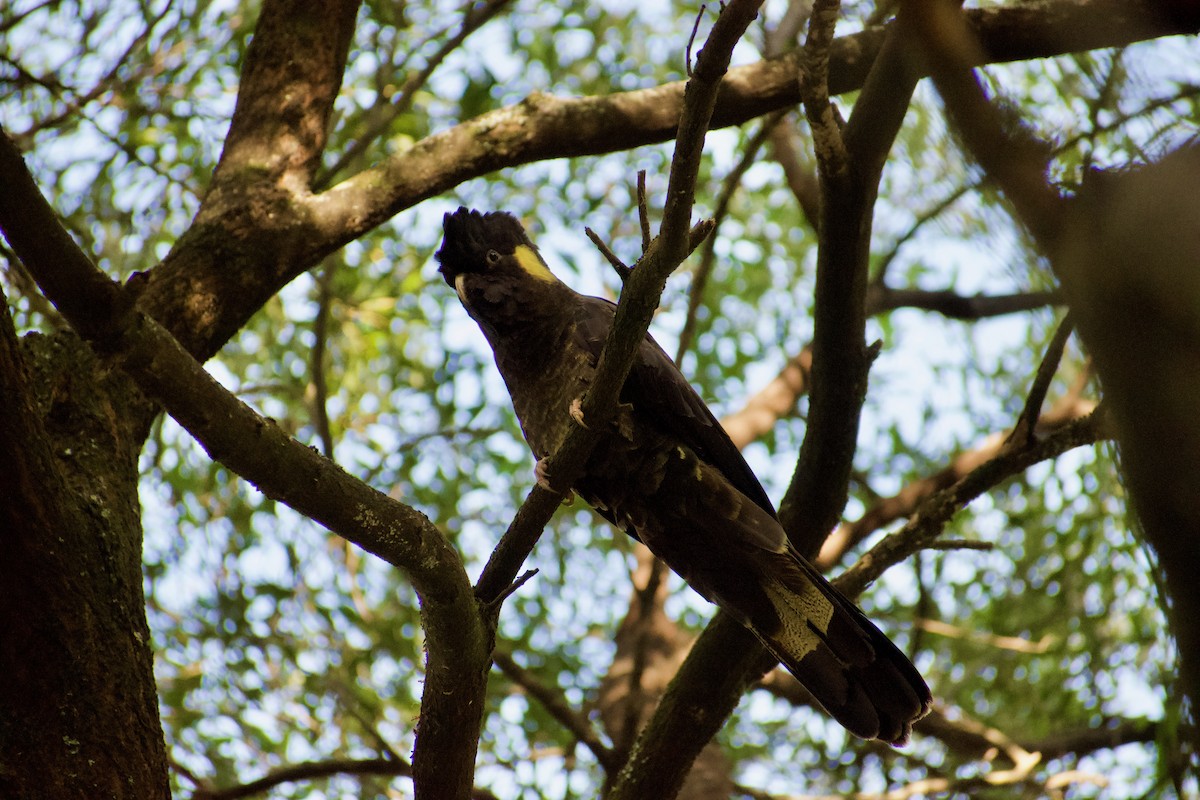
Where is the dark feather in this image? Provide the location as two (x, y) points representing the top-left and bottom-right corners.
(572, 296), (775, 515)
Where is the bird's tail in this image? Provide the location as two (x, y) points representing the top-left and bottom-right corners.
(752, 552), (931, 745)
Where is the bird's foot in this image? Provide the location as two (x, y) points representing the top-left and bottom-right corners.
(569, 397), (588, 428)
(534, 458), (553, 490)
(534, 458), (574, 504)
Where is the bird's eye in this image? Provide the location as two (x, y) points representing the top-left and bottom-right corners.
(485, 249), (502, 265)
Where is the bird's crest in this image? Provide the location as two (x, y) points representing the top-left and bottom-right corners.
(436, 207), (557, 284)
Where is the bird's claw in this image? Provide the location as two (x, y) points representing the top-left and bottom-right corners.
(569, 397), (588, 428)
(534, 458), (553, 490)
(534, 458), (575, 504)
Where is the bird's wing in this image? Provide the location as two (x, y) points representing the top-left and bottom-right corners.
(572, 296), (776, 517)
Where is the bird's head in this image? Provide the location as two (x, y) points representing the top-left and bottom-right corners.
(435, 207), (571, 350)
(436, 207), (560, 293)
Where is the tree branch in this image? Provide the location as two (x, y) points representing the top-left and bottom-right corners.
(314, 0), (515, 190)
(136, 0), (360, 362)
(209, 0), (359, 192)
(905, 0), (1200, 730)
(313, 0), (1198, 247)
(717, 285), (1062, 458)
(721, 348), (813, 451)
(189, 756), (502, 800)
(0, 128), (491, 800)
(594, 6), (770, 798)
(781, 7), (921, 558)
(866, 286), (1062, 319)
(766, 117), (822, 231)
(117, 0), (1196, 371)
(801, 0), (850, 175)
(816, 393), (1098, 571)
(492, 649), (618, 772)
(309, 260), (337, 460)
(676, 110), (786, 363)
(759, 673), (1164, 767)
(1007, 312), (1075, 448)
(834, 409), (1108, 598)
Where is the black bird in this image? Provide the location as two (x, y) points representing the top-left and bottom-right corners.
(435, 207), (931, 744)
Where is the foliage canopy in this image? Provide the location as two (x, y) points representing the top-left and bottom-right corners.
(2, 1), (1198, 798)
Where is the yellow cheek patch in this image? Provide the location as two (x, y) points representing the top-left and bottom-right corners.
(514, 245), (558, 283)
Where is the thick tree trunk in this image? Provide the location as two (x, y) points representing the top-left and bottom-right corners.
(0, 322), (166, 799)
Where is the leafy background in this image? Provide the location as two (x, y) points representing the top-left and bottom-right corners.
(3, 0), (1195, 797)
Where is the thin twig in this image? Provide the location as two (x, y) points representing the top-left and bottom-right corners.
(685, 4), (708, 78)
(924, 539), (993, 552)
(310, 260), (337, 459)
(636, 171), (651, 253)
(866, 286), (1062, 319)
(1007, 311), (1075, 449)
(834, 410), (1107, 599)
(675, 110), (786, 364)
(585, 227), (631, 282)
(492, 649), (618, 771)
(315, 0), (514, 190)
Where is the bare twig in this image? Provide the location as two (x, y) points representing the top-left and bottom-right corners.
(9, 2), (172, 146)
(866, 286), (1061, 319)
(834, 410), (1107, 598)
(816, 390), (1097, 570)
(766, 117), (822, 231)
(636, 171), (651, 253)
(585, 227), (632, 282)
(924, 539), (993, 552)
(685, 4), (707, 77)
(492, 650), (618, 771)
(675, 110), (787, 364)
(1007, 312), (1074, 449)
(315, 0), (514, 189)
(309, 260), (337, 459)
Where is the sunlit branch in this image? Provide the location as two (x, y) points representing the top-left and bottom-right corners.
(315, 0), (515, 190)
